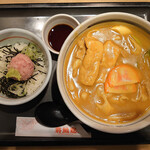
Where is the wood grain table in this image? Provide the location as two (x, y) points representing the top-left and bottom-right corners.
(0, 0), (150, 4)
(0, 0), (150, 150)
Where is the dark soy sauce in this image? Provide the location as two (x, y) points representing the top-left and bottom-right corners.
(48, 24), (73, 52)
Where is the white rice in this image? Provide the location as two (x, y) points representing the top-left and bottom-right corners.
(0, 41), (47, 98)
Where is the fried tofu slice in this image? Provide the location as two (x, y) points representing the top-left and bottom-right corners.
(79, 38), (103, 86)
(101, 40), (121, 67)
(75, 39), (86, 60)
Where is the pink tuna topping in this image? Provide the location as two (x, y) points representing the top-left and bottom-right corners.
(8, 53), (34, 81)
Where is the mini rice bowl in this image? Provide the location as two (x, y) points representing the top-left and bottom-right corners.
(0, 28), (52, 105)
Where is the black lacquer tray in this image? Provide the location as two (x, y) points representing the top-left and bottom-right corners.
(0, 2), (150, 146)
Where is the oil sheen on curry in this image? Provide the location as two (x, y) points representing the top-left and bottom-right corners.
(64, 21), (150, 124)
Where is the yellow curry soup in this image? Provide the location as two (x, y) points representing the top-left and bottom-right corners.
(64, 21), (150, 124)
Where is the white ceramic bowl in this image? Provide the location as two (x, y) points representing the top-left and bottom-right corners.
(57, 12), (150, 134)
(0, 28), (52, 105)
(42, 14), (80, 55)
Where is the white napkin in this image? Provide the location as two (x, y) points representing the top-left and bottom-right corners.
(15, 117), (91, 138)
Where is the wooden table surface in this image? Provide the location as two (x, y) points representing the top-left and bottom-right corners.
(0, 0), (150, 3)
(1, 0), (150, 150)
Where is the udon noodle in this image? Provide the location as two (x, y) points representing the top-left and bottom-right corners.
(64, 21), (150, 124)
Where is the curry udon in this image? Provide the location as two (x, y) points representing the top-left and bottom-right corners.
(64, 21), (150, 124)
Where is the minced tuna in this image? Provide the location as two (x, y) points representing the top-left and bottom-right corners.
(7, 53), (34, 81)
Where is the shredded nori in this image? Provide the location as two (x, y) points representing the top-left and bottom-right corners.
(28, 73), (38, 81)
(32, 60), (44, 67)
(0, 45), (19, 63)
(38, 70), (46, 74)
(0, 76), (26, 98)
(0, 45), (19, 56)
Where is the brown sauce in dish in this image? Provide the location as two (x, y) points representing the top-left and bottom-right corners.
(48, 24), (73, 52)
(64, 21), (150, 124)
